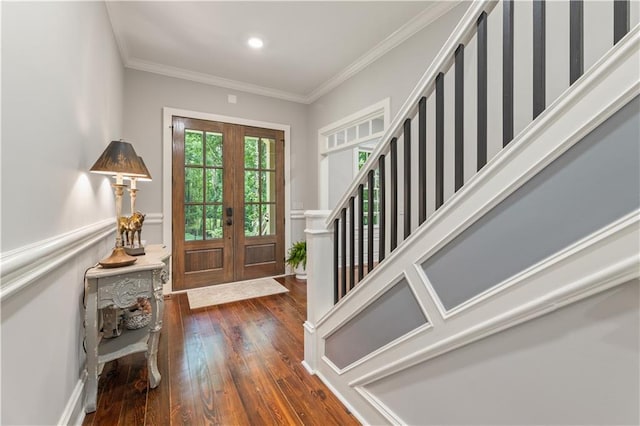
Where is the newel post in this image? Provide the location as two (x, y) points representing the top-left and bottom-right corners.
(302, 210), (334, 374)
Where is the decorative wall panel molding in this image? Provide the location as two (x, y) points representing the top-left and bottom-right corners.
(307, 23), (640, 425)
(0, 219), (113, 301)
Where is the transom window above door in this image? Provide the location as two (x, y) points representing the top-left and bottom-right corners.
(323, 113), (386, 154)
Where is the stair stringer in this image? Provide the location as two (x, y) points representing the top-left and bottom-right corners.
(310, 26), (640, 425)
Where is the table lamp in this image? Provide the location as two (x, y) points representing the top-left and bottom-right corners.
(90, 140), (148, 268)
(126, 156), (152, 215)
(122, 156), (152, 256)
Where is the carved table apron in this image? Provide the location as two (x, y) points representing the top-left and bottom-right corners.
(84, 245), (169, 413)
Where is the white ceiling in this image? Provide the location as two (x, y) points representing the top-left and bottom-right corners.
(106, 1), (457, 104)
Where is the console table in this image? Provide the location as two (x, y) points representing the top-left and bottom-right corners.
(84, 245), (170, 413)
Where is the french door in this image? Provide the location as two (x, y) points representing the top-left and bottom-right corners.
(172, 116), (285, 291)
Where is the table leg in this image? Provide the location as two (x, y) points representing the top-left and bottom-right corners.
(147, 280), (164, 388)
(84, 279), (99, 413)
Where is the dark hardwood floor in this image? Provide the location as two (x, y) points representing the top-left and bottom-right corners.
(83, 276), (359, 426)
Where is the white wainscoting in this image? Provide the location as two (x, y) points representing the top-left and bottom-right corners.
(308, 24), (640, 425)
(0, 218), (114, 301)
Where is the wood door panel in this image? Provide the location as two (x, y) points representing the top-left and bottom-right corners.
(244, 243), (276, 265)
(173, 117), (284, 290)
(184, 249), (223, 272)
(234, 127), (285, 281)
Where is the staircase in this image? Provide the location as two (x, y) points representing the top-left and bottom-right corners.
(303, 1), (640, 424)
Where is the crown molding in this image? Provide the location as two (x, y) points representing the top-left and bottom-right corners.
(108, 2), (461, 105)
(104, 1), (131, 67)
(126, 58), (310, 104)
(305, 1), (461, 103)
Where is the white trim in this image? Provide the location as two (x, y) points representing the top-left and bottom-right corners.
(128, 58), (308, 104)
(314, 370), (368, 426)
(354, 386), (405, 426)
(162, 107), (292, 268)
(0, 219), (113, 301)
(326, 23), (640, 273)
(57, 371), (87, 426)
(301, 360), (315, 375)
(305, 28), (640, 422)
(351, 214), (640, 387)
(319, 271), (433, 376)
(144, 212), (163, 225)
(305, 2), (461, 103)
(104, 1), (130, 68)
(319, 98), (390, 210)
(325, 323), (432, 377)
(110, 4), (458, 105)
(304, 209), (333, 219)
(290, 209), (305, 220)
(326, 0), (498, 223)
(324, 132), (384, 156)
(318, 98), (391, 142)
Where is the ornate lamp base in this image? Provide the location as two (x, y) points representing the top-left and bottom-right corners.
(99, 247), (137, 268)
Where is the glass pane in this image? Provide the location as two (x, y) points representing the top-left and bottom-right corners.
(261, 204), (276, 235)
(347, 126), (357, 142)
(358, 122), (370, 138)
(372, 117), (384, 133)
(245, 170), (259, 202)
(184, 167), (203, 203)
(206, 168), (223, 203)
(244, 204), (260, 237)
(205, 205), (223, 240)
(358, 151), (371, 170)
(205, 132), (223, 167)
(244, 136), (259, 169)
(336, 130), (345, 145)
(260, 171), (276, 202)
(185, 205), (203, 241)
(185, 130), (203, 165)
(260, 138), (276, 169)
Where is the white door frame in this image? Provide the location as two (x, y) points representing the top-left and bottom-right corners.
(162, 107), (292, 273)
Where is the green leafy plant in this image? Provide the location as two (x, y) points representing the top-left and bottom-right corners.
(285, 241), (307, 270)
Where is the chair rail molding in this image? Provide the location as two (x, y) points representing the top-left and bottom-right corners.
(0, 218), (114, 301)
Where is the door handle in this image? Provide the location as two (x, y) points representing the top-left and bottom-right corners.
(226, 207), (233, 217)
(226, 218), (233, 226)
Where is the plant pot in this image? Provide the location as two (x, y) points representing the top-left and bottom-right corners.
(294, 265), (307, 281)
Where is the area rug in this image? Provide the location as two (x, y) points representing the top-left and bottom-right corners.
(187, 278), (288, 309)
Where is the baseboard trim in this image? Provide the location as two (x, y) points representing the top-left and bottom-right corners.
(58, 371), (86, 426)
(0, 219), (113, 301)
(301, 360), (315, 375)
(315, 370), (368, 425)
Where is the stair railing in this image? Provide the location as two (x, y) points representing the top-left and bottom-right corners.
(325, 0), (634, 305)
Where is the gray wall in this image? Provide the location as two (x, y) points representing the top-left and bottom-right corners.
(1, 2), (124, 424)
(325, 279), (427, 369)
(367, 279), (640, 425)
(1, 2), (123, 250)
(122, 69), (309, 244)
(307, 2), (470, 208)
(424, 96), (640, 310)
(328, 148), (354, 209)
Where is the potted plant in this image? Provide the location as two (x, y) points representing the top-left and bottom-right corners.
(285, 240), (307, 280)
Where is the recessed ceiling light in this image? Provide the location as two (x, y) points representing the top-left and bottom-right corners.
(247, 37), (264, 49)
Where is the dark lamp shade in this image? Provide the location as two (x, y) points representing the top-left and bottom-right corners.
(90, 140), (147, 177)
(135, 156), (153, 181)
